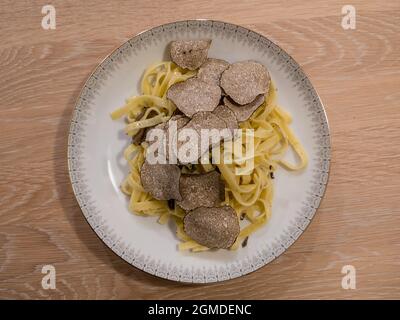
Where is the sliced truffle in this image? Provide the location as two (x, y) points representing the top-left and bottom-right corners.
(223, 94), (265, 122)
(170, 40), (211, 70)
(220, 60), (270, 105)
(169, 114), (191, 130)
(177, 171), (223, 211)
(184, 111), (227, 136)
(140, 160), (182, 201)
(212, 104), (239, 133)
(167, 78), (221, 118)
(197, 58), (230, 85)
(176, 111), (228, 163)
(183, 206), (240, 249)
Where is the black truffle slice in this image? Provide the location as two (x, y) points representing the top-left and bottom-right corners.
(184, 111), (227, 136)
(197, 58), (230, 85)
(183, 206), (240, 249)
(177, 171), (223, 211)
(220, 60), (270, 105)
(140, 160), (182, 201)
(176, 111), (228, 163)
(171, 114), (191, 128)
(223, 94), (265, 122)
(170, 39), (211, 70)
(167, 78), (221, 118)
(212, 104), (239, 133)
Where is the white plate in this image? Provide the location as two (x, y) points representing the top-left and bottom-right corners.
(68, 20), (331, 283)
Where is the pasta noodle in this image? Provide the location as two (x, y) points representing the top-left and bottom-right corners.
(112, 61), (308, 252)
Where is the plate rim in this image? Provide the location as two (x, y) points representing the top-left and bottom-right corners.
(67, 19), (331, 283)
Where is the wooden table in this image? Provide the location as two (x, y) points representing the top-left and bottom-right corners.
(1, 0), (399, 300)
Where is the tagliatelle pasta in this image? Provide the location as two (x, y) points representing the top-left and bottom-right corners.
(112, 61), (308, 252)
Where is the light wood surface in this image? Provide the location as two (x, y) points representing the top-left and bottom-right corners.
(0, 0), (399, 300)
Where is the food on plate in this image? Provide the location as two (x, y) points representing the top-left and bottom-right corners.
(197, 58), (230, 85)
(177, 111), (229, 163)
(177, 171), (224, 211)
(220, 60), (270, 105)
(184, 206), (240, 249)
(111, 38), (308, 252)
(223, 94), (266, 121)
(140, 161), (182, 201)
(212, 105), (238, 130)
(166, 77), (221, 117)
(170, 40), (211, 70)
(145, 114), (190, 161)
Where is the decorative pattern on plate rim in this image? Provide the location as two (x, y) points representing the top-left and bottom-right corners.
(67, 20), (331, 283)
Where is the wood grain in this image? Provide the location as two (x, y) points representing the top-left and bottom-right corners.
(0, 0), (399, 299)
